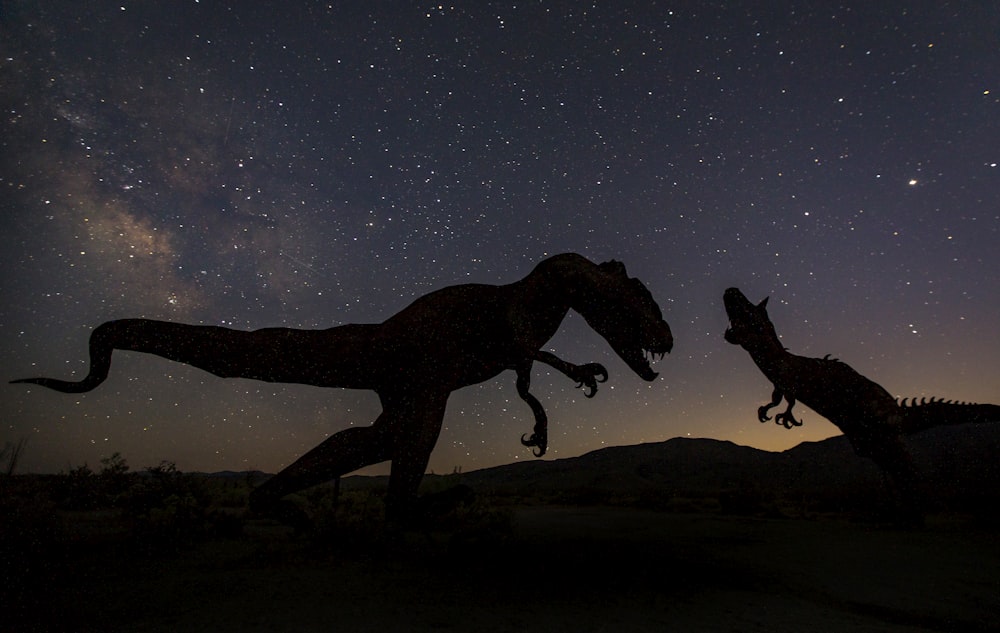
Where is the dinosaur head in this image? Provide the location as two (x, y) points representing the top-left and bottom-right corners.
(723, 287), (776, 347)
(577, 260), (673, 381)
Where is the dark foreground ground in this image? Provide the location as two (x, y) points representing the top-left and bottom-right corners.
(8, 505), (999, 633)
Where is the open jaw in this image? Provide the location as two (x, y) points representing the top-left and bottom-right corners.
(723, 313), (743, 344)
(621, 345), (669, 381)
(723, 288), (750, 317)
(722, 288), (753, 342)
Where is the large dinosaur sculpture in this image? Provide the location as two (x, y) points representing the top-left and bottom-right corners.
(12, 253), (672, 525)
(723, 287), (1000, 521)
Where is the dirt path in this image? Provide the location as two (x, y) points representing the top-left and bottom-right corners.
(26, 508), (1000, 632)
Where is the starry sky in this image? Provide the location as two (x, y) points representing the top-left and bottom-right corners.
(2, 1), (998, 476)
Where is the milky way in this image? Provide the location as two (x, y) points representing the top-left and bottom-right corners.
(2, 1), (998, 474)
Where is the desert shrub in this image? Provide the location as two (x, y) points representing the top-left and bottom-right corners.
(56, 463), (102, 510)
(209, 478), (253, 508)
(1, 437), (28, 475)
(98, 451), (135, 503)
(308, 487), (387, 550)
(440, 490), (515, 547)
(120, 461), (213, 548)
(798, 484), (886, 517)
(0, 476), (65, 627)
(551, 487), (613, 506)
(206, 507), (246, 539)
(634, 490), (717, 513)
(719, 485), (773, 516)
(409, 484), (515, 552)
(46, 453), (138, 511)
(303, 482), (514, 556)
(135, 492), (205, 543)
(285, 488), (387, 561)
(0, 476), (62, 553)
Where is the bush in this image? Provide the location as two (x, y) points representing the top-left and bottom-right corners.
(57, 463), (102, 510)
(719, 486), (767, 516)
(120, 461), (213, 548)
(0, 476), (65, 627)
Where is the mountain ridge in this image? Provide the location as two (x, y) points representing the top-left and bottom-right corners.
(432, 424), (1000, 509)
(216, 424), (1000, 511)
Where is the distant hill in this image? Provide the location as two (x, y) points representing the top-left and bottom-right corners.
(328, 423), (1000, 513)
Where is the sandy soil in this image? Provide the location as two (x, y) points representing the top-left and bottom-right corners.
(18, 507), (1000, 632)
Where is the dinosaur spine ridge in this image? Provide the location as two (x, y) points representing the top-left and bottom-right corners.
(898, 396), (976, 407)
(895, 397), (1000, 435)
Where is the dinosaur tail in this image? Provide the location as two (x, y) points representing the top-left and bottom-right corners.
(10, 319), (253, 393)
(10, 320), (126, 393)
(896, 397), (1000, 435)
(10, 318), (351, 392)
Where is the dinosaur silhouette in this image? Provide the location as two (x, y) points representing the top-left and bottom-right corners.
(12, 253), (672, 525)
(723, 287), (1000, 522)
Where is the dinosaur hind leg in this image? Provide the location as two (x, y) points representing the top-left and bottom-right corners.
(248, 419), (394, 519)
(384, 394), (449, 527)
(250, 394), (447, 526)
(869, 434), (924, 526)
(249, 393), (448, 529)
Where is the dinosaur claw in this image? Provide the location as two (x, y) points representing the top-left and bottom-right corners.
(775, 412), (802, 429)
(574, 379), (595, 397)
(594, 365), (608, 383)
(520, 432), (547, 457)
(573, 363), (608, 398)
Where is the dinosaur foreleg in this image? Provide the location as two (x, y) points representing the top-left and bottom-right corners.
(248, 415), (394, 523)
(757, 387), (783, 423)
(515, 363), (548, 457)
(532, 350), (607, 397)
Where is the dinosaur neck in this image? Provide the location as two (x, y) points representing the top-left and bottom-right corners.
(511, 255), (578, 336)
(743, 329), (791, 377)
(520, 253), (601, 321)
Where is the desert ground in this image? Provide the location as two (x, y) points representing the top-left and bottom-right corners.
(6, 429), (1000, 632)
(7, 501), (998, 633)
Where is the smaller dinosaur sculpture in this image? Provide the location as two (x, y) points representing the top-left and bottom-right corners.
(723, 287), (1000, 522)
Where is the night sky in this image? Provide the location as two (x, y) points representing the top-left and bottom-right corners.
(2, 1), (998, 476)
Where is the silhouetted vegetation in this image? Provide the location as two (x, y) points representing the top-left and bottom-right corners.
(1, 437), (28, 475)
(4, 431), (1000, 633)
